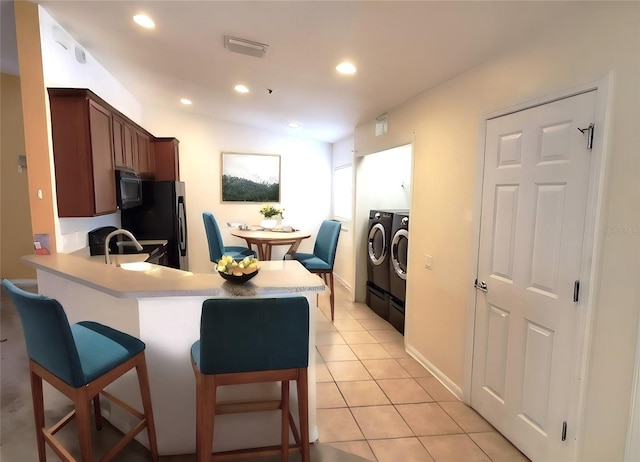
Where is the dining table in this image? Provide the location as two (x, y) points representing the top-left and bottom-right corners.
(230, 228), (312, 260)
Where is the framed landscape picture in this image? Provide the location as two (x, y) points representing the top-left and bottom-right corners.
(221, 152), (281, 202)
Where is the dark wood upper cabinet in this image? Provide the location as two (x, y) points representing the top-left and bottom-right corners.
(88, 101), (117, 215)
(123, 123), (135, 169)
(113, 115), (136, 170)
(49, 89), (117, 217)
(48, 88), (176, 217)
(153, 138), (180, 181)
(135, 129), (154, 176)
(113, 115), (125, 167)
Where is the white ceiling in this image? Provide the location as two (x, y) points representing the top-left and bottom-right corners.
(3, 1), (582, 144)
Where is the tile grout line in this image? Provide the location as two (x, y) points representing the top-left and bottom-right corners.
(318, 290), (505, 462)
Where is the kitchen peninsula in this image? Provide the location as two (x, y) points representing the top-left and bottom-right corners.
(22, 253), (325, 455)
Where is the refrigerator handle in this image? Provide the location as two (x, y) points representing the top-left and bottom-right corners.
(178, 197), (187, 256)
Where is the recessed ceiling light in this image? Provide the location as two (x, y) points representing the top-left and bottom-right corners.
(336, 62), (356, 74)
(133, 14), (155, 29)
(234, 85), (249, 93)
(287, 122), (300, 129)
(180, 98), (192, 105)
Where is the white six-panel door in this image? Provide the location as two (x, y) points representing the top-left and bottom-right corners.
(471, 91), (596, 462)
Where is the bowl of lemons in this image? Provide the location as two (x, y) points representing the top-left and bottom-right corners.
(216, 255), (259, 284)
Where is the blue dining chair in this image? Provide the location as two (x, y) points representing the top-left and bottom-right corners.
(291, 220), (341, 321)
(1, 279), (158, 462)
(191, 297), (310, 462)
(202, 211), (255, 263)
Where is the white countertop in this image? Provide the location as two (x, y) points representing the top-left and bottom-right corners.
(22, 251), (325, 299)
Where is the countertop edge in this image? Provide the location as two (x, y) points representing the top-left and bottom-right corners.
(22, 254), (325, 299)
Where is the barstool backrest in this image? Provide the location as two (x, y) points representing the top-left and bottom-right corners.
(2, 279), (85, 387)
(198, 297), (309, 375)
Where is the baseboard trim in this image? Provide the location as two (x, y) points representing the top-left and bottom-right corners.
(406, 344), (464, 401)
(334, 274), (352, 296)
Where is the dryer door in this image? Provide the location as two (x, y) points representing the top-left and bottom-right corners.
(368, 223), (387, 265)
(391, 229), (408, 280)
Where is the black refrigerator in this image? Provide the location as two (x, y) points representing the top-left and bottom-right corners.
(121, 181), (188, 270)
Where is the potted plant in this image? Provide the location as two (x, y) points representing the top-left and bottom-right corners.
(259, 205), (283, 229)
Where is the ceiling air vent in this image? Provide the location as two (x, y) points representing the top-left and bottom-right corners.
(224, 36), (268, 58)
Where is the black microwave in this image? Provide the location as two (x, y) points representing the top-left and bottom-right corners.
(115, 169), (143, 209)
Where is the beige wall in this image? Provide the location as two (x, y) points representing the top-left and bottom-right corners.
(14, 1), (57, 255)
(332, 136), (355, 293)
(0, 73), (35, 279)
(142, 107), (333, 275)
(354, 3), (639, 461)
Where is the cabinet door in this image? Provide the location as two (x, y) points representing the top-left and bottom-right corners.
(125, 123), (137, 170)
(49, 94), (94, 217)
(153, 138), (180, 181)
(148, 140), (155, 174)
(112, 116), (126, 167)
(129, 126), (140, 173)
(113, 116), (136, 169)
(88, 100), (116, 215)
(135, 130), (154, 174)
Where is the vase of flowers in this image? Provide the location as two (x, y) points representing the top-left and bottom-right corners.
(259, 204), (283, 230)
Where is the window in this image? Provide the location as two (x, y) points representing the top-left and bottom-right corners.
(333, 165), (353, 220)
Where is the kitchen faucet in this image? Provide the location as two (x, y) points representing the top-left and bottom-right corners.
(104, 229), (143, 264)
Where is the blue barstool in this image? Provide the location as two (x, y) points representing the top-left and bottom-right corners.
(203, 212), (255, 263)
(191, 297), (310, 462)
(291, 220), (341, 320)
(2, 279), (158, 461)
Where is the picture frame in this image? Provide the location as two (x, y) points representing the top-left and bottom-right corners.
(221, 152), (281, 202)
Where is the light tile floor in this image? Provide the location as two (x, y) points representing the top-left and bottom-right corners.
(1, 281), (530, 462)
(314, 284), (530, 462)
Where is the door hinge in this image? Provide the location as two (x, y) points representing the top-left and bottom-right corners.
(577, 123), (594, 150)
(573, 280), (580, 303)
(562, 421), (567, 441)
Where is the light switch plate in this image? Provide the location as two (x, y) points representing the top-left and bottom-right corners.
(424, 254), (432, 269)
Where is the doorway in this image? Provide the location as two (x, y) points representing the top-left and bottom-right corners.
(353, 144), (413, 303)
